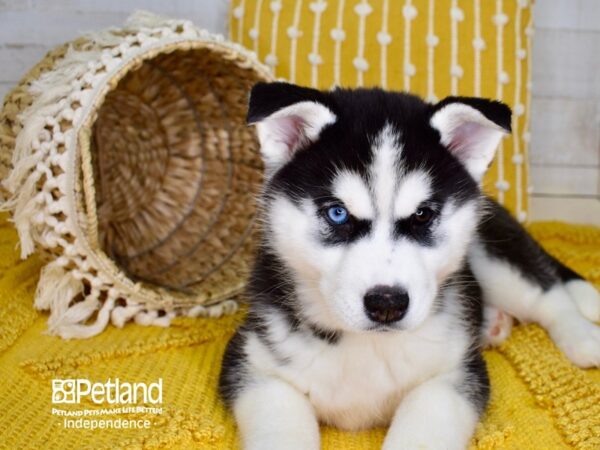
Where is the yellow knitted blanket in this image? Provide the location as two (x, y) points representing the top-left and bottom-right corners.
(0, 213), (599, 449)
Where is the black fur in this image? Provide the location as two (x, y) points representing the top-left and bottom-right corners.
(247, 82), (330, 124)
(219, 330), (249, 406)
(307, 324), (342, 344)
(394, 211), (439, 246)
(448, 265), (490, 413)
(461, 349), (490, 414)
(478, 198), (583, 290)
(320, 213), (372, 245)
(452, 265), (485, 339)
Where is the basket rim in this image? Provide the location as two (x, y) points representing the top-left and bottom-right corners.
(74, 38), (275, 308)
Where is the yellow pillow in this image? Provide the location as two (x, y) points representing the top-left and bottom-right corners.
(230, 0), (533, 221)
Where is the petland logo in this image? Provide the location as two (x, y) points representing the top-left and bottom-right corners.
(52, 378), (163, 405)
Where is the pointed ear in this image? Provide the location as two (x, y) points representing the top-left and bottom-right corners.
(247, 82), (337, 172)
(430, 97), (512, 181)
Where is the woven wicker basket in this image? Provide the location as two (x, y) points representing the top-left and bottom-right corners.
(0, 12), (274, 338)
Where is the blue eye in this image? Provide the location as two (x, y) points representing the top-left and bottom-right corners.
(326, 205), (349, 225)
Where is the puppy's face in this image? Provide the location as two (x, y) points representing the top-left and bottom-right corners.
(250, 84), (511, 333)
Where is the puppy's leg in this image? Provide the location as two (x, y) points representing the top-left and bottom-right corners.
(382, 373), (481, 450)
(472, 198), (600, 367)
(564, 278), (600, 322)
(471, 246), (600, 367)
(233, 377), (319, 450)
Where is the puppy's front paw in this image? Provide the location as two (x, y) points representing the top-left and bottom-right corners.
(383, 377), (479, 450)
(550, 316), (600, 368)
(383, 418), (471, 450)
(234, 377), (320, 450)
(565, 279), (600, 323)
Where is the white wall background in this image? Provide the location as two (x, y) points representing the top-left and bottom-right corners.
(530, 0), (600, 224)
(0, 0), (230, 101)
(1, 0), (599, 224)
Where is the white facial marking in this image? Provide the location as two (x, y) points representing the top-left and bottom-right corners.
(370, 125), (401, 219)
(394, 171), (432, 219)
(332, 171), (374, 219)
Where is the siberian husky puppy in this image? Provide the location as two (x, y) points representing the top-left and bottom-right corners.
(219, 82), (600, 450)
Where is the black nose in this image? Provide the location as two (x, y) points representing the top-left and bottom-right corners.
(364, 285), (409, 324)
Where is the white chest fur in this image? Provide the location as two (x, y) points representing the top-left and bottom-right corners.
(244, 307), (470, 431)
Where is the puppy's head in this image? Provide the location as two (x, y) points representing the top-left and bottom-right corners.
(249, 82), (510, 333)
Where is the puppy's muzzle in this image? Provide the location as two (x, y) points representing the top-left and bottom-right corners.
(363, 285), (409, 324)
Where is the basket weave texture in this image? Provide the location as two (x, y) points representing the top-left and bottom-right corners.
(0, 12), (274, 338)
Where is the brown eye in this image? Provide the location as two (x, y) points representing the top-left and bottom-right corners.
(411, 207), (434, 226)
